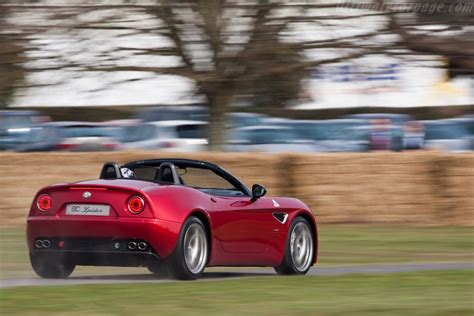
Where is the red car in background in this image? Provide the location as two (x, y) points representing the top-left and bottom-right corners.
(27, 158), (318, 280)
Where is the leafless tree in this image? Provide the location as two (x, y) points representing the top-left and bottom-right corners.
(1, 0), (472, 148)
(0, 2), (26, 108)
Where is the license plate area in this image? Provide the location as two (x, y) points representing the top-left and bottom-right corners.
(65, 204), (110, 216)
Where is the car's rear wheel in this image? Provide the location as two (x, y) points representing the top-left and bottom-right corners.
(29, 252), (75, 279)
(164, 216), (209, 280)
(275, 217), (314, 275)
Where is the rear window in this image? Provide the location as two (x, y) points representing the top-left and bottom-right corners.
(0, 116), (34, 129)
(424, 124), (468, 140)
(120, 125), (157, 143)
(176, 124), (206, 139)
(62, 126), (113, 138)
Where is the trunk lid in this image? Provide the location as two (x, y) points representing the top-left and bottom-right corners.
(31, 180), (159, 219)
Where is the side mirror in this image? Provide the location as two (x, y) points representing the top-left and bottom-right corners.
(251, 184), (267, 201)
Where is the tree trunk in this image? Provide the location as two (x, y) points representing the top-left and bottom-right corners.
(203, 82), (233, 151)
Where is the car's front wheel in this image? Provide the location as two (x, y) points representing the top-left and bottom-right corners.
(275, 217), (314, 275)
(164, 216), (209, 280)
(30, 252), (75, 279)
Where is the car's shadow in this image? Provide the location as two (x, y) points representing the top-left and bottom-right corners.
(69, 271), (273, 281)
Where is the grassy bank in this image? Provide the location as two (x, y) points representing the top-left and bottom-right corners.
(1, 225), (472, 279)
(1, 270), (473, 315)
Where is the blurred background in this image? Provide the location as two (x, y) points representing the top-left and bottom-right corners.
(0, 0), (473, 315)
(0, 0), (473, 153)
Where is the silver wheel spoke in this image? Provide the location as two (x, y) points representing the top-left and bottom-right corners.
(183, 223), (208, 274)
(290, 222), (313, 272)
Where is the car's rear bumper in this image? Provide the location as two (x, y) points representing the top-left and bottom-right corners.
(27, 217), (182, 262)
(31, 249), (161, 267)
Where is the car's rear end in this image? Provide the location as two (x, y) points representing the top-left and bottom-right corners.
(27, 180), (180, 276)
(153, 120), (208, 152)
(54, 123), (121, 151)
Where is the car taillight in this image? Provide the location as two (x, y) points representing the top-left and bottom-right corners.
(57, 142), (78, 150)
(160, 141), (177, 148)
(127, 196), (145, 214)
(103, 143), (119, 150)
(37, 194), (52, 211)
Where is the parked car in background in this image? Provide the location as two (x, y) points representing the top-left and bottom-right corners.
(136, 105), (209, 123)
(289, 119), (370, 152)
(102, 119), (162, 150)
(446, 115), (474, 150)
(403, 121), (424, 150)
(105, 120), (208, 152)
(421, 120), (471, 152)
(349, 124), (404, 151)
(149, 120), (208, 152)
(344, 113), (412, 126)
(44, 122), (121, 151)
(15, 124), (63, 152)
(226, 112), (267, 128)
(226, 125), (316, 152)
(0, 110), (49, 150)
(261, 117), (292, 125)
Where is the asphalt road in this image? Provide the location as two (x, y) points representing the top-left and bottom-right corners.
(1, 262), (472, 289)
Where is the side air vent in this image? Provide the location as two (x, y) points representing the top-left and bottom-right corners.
(273, 212), (288, 224)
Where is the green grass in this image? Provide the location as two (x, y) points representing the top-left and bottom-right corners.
(318, 225), (474, 265)
(1, 270), (473, 315)
(1, 225), (472, 278)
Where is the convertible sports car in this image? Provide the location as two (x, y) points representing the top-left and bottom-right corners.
(27, 158), (318, 280)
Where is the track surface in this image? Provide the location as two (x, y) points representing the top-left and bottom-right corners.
(1, 262), (472, 289)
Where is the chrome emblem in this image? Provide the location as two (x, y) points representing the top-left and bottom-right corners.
(82, 191), (91, 199)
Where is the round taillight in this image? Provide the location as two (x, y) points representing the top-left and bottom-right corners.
(127, 196), (145, 214)
(37, 194), (52, 211)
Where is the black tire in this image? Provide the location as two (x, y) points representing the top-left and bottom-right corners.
(30, 252), (75, 279)
(275, 217), (314, 275)
(147, 261), (168, 277)
(163, 216), (209, 280)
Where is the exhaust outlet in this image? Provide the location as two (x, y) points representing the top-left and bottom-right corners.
(128, 241), (137, 250)
(35, 240), (43, 248)
(137, 242), (147, 251)
(42, 240), (51, 248)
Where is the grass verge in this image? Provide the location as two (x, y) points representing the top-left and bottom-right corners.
(1, 225), (472, 278)
(1, 270), (473, 315)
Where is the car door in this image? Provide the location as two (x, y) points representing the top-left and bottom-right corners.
(211, 195), (279, 254)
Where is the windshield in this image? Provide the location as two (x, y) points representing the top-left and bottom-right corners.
(176, 124), (207, 139)
(304, 122), (365, 141)
(0, 115), (34, 130)
(424, 123), (468, 140)
(118, 125), (157, 143)
(130, 164), (245, 197)
(62, 126), (114, 138)
(228, 114), (262, 127)
(232, 128), (299, 144)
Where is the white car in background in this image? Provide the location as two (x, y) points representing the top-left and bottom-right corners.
(115, 120), (208, 152)
(45, 121), (121, 151)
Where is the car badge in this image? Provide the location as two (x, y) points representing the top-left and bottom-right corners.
(272, 199), (280, 207)
(83, 191), (91, 199)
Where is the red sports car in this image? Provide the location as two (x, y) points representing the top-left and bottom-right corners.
(27, 158), (318, 280)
